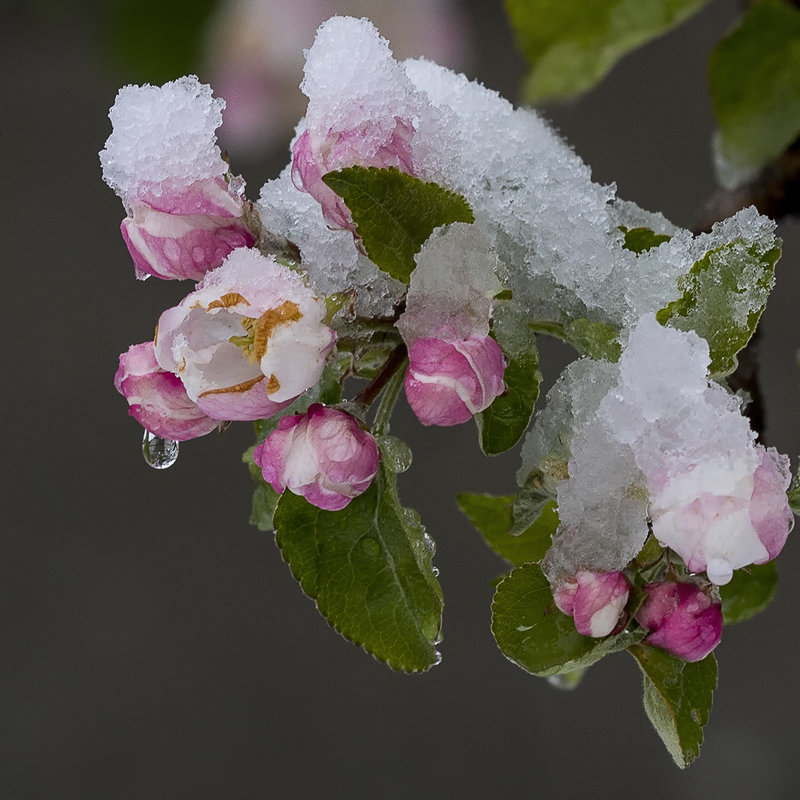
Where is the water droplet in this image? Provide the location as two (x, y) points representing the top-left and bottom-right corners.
(432, 566), (440, 577)
(378, 435), (412, 473)
(547, 669), (586, 691)
(360, 537), (380, 557)
(142, 430), (179, 469)
(433, 650), (443, 666)
(422, 613), (441, 642)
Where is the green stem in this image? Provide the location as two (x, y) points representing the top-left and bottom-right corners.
(369, 347), (409, 437)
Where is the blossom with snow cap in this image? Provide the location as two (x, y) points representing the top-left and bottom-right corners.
(553, 570), (630, 638)
(635, 581), (723, 662)
(531, 314), (793, 587)
(101, 76), (254, 280)
(114, 341), (218, 441)
(154, 248), (335, 422)
(397, 224), (506, 426)
(290, 16), (428, 232)
(254, 404), (380, 511)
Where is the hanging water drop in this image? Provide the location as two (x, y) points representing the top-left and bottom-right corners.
(142, 430), (179, 469)
(377, 434), (412, 473)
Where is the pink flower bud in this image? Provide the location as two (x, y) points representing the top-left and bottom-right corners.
(635, 581), (722, 662)
(404, 335), (505, 426)
(553, 570), (630, 638)
(121, 177), (255, 281)
(154, 248), (335, 422)
(254, 404), (380, 511)
(291, 120), (416, 232)
(114, 342), (218, 440)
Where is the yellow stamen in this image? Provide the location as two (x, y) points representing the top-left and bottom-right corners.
(207, 292), (250, 310)
(200, 374), (264, 396)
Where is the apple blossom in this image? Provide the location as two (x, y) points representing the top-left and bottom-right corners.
(154, 248), (335, 422)
(404, 334), (506, 426)
(254, 404), (380, 511)
(553, 570), (630, 638)
(114, 342), (218, 440)
(635, 581), (723, 663)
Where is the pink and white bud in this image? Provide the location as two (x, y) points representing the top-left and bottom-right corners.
(290, 17), (428, 231)
(120, 177), (255, 281)
(291, 120), (416, 232)
(154, 248), (335, 422)
(253, 404), (380, 511)
(553, 570), (630, 638)
(635, 581), (723, 662)
(404, 335), (505, 426)
(114, 341), (218, 440)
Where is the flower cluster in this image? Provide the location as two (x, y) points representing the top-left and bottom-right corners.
(105, 15), (795, 757)
(107, 57), (508, 510)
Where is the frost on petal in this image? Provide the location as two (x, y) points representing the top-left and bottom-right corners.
(114, 342), (218, 440)
(253, 404), (379, 510)
(154, 248), (335, 421)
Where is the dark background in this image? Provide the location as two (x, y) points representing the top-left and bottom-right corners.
(4, 0), (800, 797)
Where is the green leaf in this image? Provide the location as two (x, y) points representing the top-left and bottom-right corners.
(656, 237), (781, 377)
(505, 0), (711, 104)
(620, 225), (672, 254)
(273, 463), (443, 672)
(322, 167), (474, 283)
(510, 482), (552, 536)
(477, 302), (542, 455)
(529, 318), (621, 361)
(242, 446), (280, 532)
(710, 0), (800, 183)
(787, 468), (800, 515)
(628, 644), (717, 769)
(491, 564), (644, 676)
(719, 561), (777, 624)
(457, 493), (557, 565)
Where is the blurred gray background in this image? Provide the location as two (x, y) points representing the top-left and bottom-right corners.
(3, 0), (800, 797)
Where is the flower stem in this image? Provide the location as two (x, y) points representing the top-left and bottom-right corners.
(353, 345), (408, 435)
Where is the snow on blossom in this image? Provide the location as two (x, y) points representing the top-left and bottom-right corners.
(114, 342), (218, 441)
(397, 224), (505, 425)
(101, 76), (254, 280)
(635, 581), (723, 662)
(522, 315), (792, 586)
(553, 570), (630, 638)
(254, 404), (379, 511)
(154, 248), (335, 422)
(290, 16), (434, 231)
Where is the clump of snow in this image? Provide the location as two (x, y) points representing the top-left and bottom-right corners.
(522, 315), (783, 585)
(397, 223), (502, 343)
(100, 76), (227, 202)
(257, 165), (405, 317)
